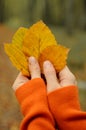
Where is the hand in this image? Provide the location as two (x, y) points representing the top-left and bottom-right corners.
(12, 57), (77, 93)
(12, 56), (41, 91)
(43, 61), (77, 93)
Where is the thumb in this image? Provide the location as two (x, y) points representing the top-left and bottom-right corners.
(59, 66), (77, 87)
(12, 72), (29, 91)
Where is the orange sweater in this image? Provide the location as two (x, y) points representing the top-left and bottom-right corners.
(15, 78), (86, 130)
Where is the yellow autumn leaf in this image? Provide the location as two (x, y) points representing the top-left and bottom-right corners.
(23, 21), (57, 59)
(4, 43), (29, 76)
(12, 27), (28, 47)
(4, 20), (69, 76)
(39, 45), (69, 72)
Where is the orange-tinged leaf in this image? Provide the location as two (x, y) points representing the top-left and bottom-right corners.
(39, 45), (69, 72)
(23, 21), (57, 59)
(4, 43), (29, 76)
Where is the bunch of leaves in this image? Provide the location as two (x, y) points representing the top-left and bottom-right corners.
(4, 21), (69, 76)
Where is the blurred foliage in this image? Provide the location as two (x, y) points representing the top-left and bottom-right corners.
(0, 0), (86, 30)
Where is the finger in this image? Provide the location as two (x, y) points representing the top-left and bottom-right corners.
(12, 72), (29, 91)
(59, 66), (76, 81)
(59, 66), (77, 86)
(59, 66), (71, 75)
(29, 56), (41, 79)
(43, 61), (61, 93)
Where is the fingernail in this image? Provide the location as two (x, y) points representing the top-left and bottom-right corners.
(43, 61), (52, 68)
(28, 56), (36, 64)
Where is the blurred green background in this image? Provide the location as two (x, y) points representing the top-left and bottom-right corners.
(0, 0), (86, 129)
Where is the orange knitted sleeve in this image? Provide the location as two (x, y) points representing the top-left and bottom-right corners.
(15, 78), (55, 130)
(48, 86), (86, 130)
